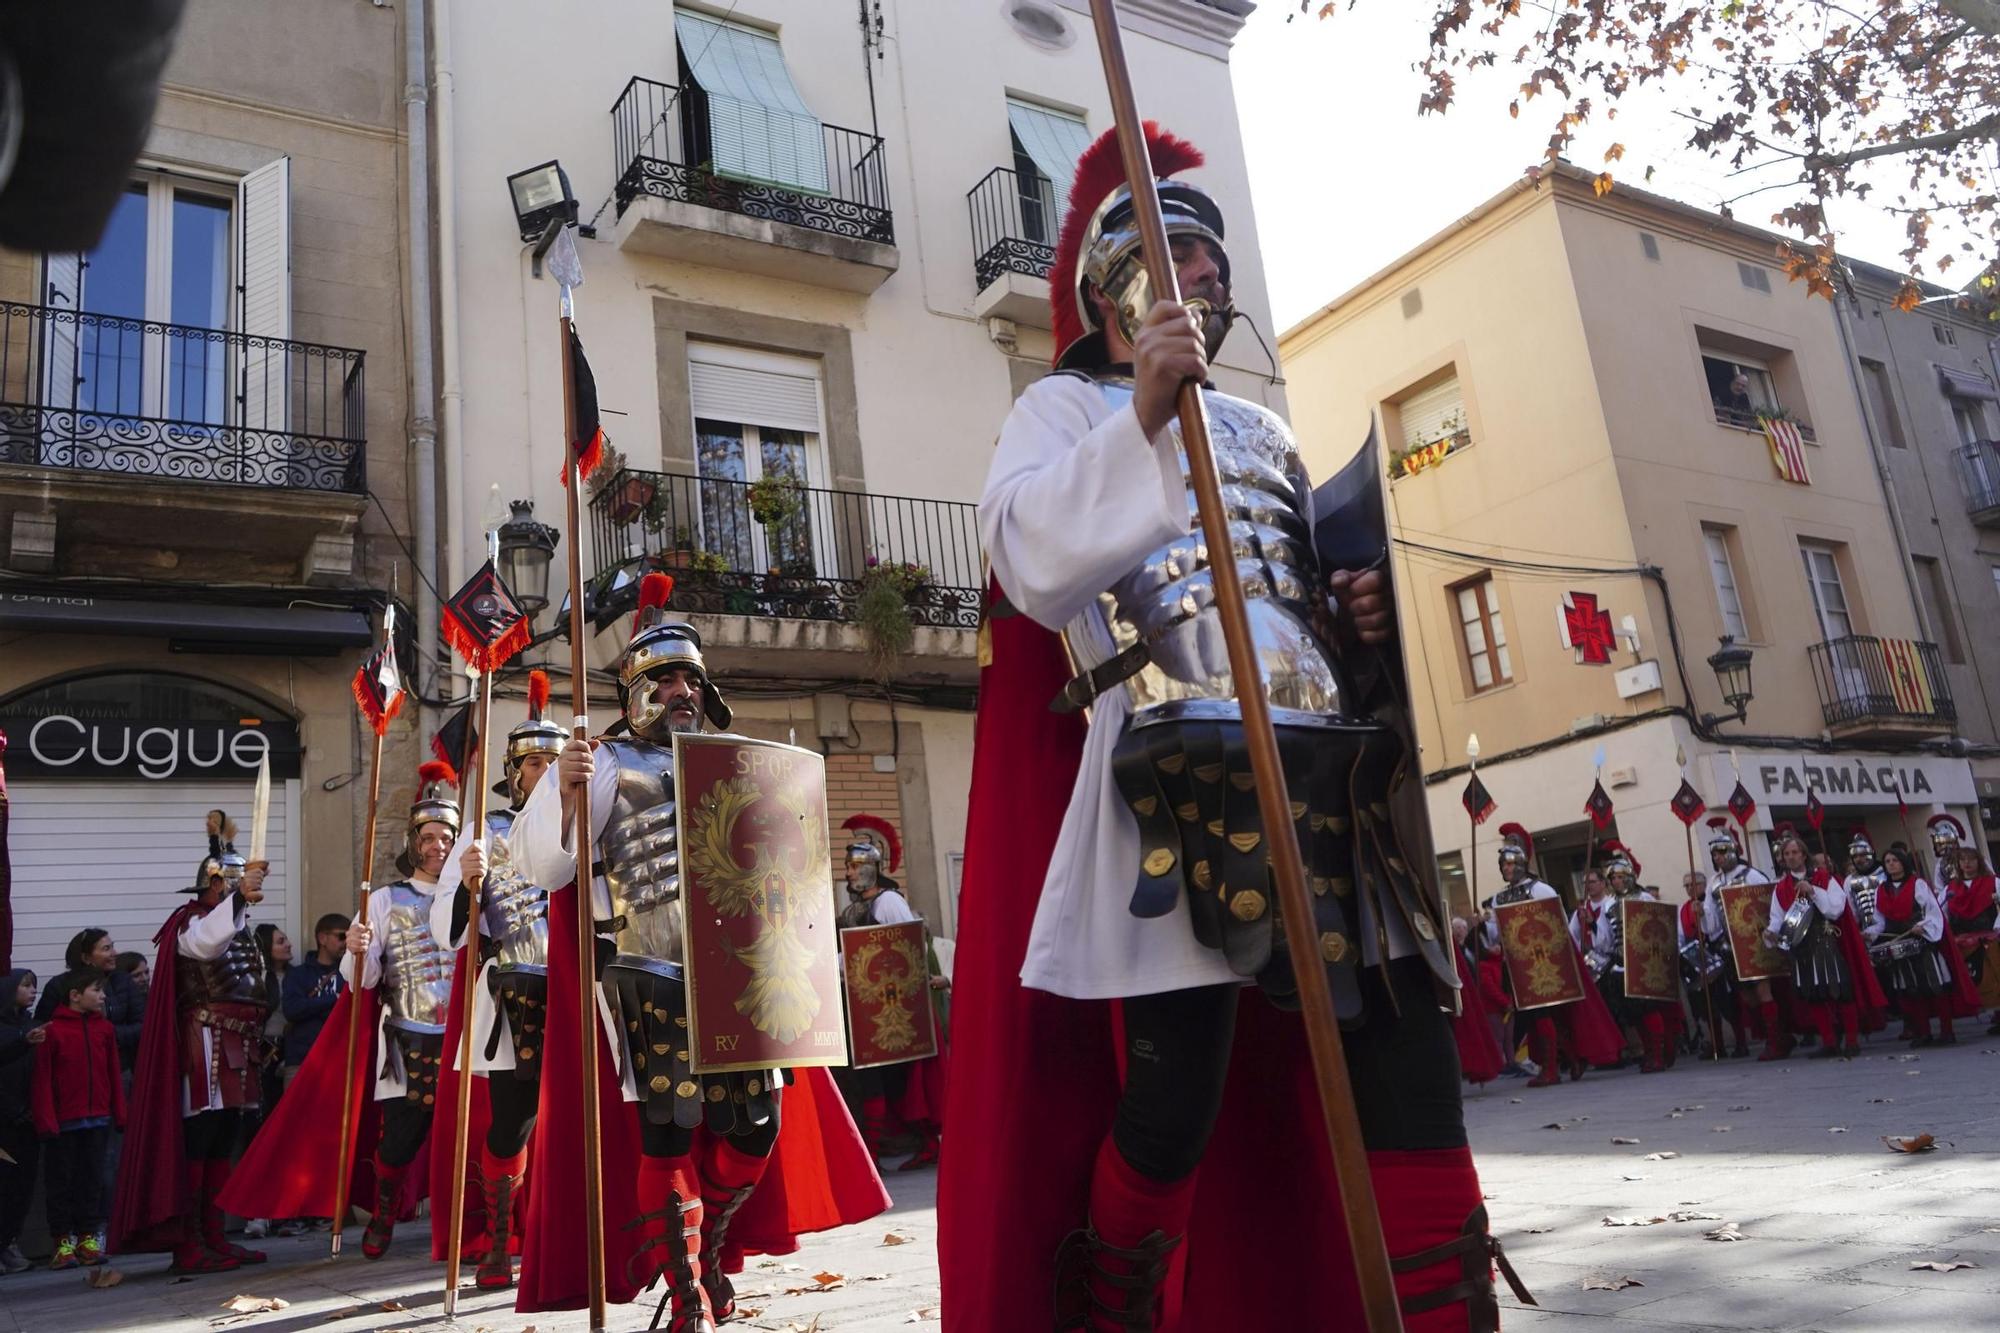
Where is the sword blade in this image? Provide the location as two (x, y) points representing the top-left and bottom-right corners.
(248, 753), (271, 864)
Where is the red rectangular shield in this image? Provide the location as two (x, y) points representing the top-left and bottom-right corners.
(1494, 896), (1586, 1010)
(1717, 882), (1788, 983)
(677, 733), (848, 1074)
(1621, 898), (1681, 1002)
(839, 920), (939, 1070)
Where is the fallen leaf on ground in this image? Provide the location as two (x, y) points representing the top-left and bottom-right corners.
(1541, 1122), (1566, 1131)
(1641, 1151), (1680, 1161)
(1727, 1104), (1753, 1112)
(1570, 1115), (1592, 1122)
(1523, 1226), (1555, 1234)
(1672, 1105), (1705, 1112)
(860, 1274), (891, 1282)
(1582, 1275), (1645, 1291)
(1601, 1215), (1666, 1227)
(377, 1305), (407, 1314)
(1869, 1097), (1895, 1104)
(1705, 1223), (1747, 1241)
(905, 1310), (942, 1323)
(1895, 1054), (1920, 1062)
(736, 1311), (764, 1321)
(782, 1319), (824, 1333)
(1711, 1125), (1732, 1133)
(881, 1233), (912, 1246)
(1828, 1126), (1848, 1134)
(1621, 1174), (1647, 1182)
(1668, 1211), (1723, 1223)
(1667, 1112), (1684, 1118)
(221, 1296), (291, 1315)
(1509, 1097), (1523, 1104)
(1907, 1070), (1923, 1076)
(84, 1268), (123, 1288)
(1910, 1261), (1977, 1272)
(1883, 1133), (1937, 1154)
(1610, 1136), (1641, 1145)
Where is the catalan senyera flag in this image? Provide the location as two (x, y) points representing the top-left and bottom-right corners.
(1879, 637), (1936, 715)
(1761, 417), (1812, 485)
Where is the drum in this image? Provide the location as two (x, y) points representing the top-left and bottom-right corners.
(1868, 935), (1923, 967)
(1778, 896), (1817, 952)
(1679, 939), (1726, 988)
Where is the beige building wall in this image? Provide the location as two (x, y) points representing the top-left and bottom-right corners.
(1282, 169), (1975, 908)
(437, 0), (1265, 930)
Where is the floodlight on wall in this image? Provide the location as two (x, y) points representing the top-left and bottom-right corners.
(508, 160), (594, 275)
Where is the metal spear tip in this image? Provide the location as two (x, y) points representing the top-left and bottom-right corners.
(1466, 733), (1480, 760)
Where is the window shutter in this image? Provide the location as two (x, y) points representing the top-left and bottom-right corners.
(688, 345), (821, 434)
(236, 156), (292, 452)
(1006, 99), (1089, 221)
(1398, 376), (1463, 448)
(41, 253), (84, 416)
(675, 12), (828, 194)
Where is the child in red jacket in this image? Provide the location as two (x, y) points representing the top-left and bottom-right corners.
(32, 968), (126, 1269)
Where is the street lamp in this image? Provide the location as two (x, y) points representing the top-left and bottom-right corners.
(507, 160), (594, 275)
(1701, 635), (1755, 728)
(497, 498), (559, 616)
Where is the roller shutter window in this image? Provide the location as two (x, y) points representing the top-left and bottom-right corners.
(674, 11), (828, 194)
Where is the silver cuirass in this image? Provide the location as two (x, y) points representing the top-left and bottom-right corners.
(380, 881), (453, 1034)
(478, 809), (550, 975)
(1846, 872), (1882, 930)
(1060, 378), (1351, 730)
(597, 738), (684, 973)
(177, 925), (265, 1010)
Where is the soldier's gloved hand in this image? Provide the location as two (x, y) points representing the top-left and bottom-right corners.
(1329, 568), (1394, 644)
(346, 921), (373, 956)
(558, 736), (595, 790)
(460, 839), (486, 884)
(1132, 299), (1208, 439)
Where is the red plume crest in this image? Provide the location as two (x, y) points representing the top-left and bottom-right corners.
(842, 812), (903, 873)
(418, 758), (458, 788)
(1049, 123), (1206, 365)
(631, 572), (676, 638)
(526, 668), (551, 719)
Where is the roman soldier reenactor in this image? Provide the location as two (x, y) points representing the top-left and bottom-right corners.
(1590, 845), (1676, 1073)
(1764, 831), (1878, 1059)
(110, 814), (273, 1273)
(1695, 818), (1766, 1057)
(1864, 843), (1973, 1045)
(1491, 825), (1616, 1087)
(1568, 868), (1608, 956)
(1939, 841), (1999, 1034)
(943, 124), (1538, 1331)
(426, 668), (564, 1288)
(505, 575), (887, 1328)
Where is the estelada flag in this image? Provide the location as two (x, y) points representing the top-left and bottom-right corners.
(1584, 779), (1615, 831)
(1669, 778), (1707, 827)
(440, 560), (531, 674)
(1805, 786), (1826, 830)
(558, 323), (606, 485)
(350, 605), (405, 737)
(1461, 771), (1496, 825)
(1727, 779), (1757, 829)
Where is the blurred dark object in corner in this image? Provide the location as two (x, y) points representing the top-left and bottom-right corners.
(0, 0), (188, 253)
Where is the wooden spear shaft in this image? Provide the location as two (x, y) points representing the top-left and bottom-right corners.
(560, 312), (609, 1333)
(441, 666), (495, 1314)
(1083, 5), (1401, 1326)
(329, 725), (386, 1258)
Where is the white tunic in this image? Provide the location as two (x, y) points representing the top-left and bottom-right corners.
(176, 895), (254, 1117)
(1863, 878), (1944, 945)
(982, 375), (1415, 1000)
(429, 834), (519, 1076)
(339, 872), (445, 1100)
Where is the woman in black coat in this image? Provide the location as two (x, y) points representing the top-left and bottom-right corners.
(0, 969), (43, 1272)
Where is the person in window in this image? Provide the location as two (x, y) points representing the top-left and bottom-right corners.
(109, 813), (272, 1274)
(948, 124), (1535, 1332)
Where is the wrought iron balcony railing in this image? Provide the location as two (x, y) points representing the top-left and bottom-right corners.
(1951, 439), (2000, 520)
(1711, 402), (1818, 443)
(968, 165), (1057, 291)
(589, 468), (980, 631)
(0, 300), (365, 493)
(612, 76), (894, 246)
(1807, 634), (1956, 732)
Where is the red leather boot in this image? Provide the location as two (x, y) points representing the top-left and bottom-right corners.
(1054, 1140), (1193, 1332)
(1525, 1020), (1561, 1088)
(1374, 1146), (1532, 1332)
(169, 1160), (238, 1274)
(632, 1155), (712, 1333)
(202, 1159), (265, 1263)
(361, 1159), (406, 1260)
(476, 1146), (526, 1289)
(697, 1135), (774, 1320)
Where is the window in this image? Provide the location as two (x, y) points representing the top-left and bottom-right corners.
(1006, 99), (1087, 245)
(1702, 353), (1778, 423)
(1933, 321), (1956, 347)
(1703, 526), (1749, 641)
(674, 10), (826, 193)
(688, 342), (830, 577)
(1914, 556), (1963, 663)
(1951, 398), (1990, 447)
(1736, 261), (1771, 293)
(1392, 371), (1470, 475)
(1639, 232), (1660, 261)
(1799, 541), (1854, 641)
(1859, 358), (1907, 449)
(1453, 575), (1512, 692)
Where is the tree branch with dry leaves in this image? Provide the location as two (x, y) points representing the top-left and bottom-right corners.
(1310, 0), (2000, 310)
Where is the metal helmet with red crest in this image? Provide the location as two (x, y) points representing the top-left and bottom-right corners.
(1927, 813), (1966, 863)
(400, 759), (461, 876)
(1706, 816), (1743, 865)
(1496, 822), (1535, 879)
(498, 668), (566, 804)
(841, 812), (902, 893)
(190, 809), (246, 894)
(619, 572), (731, 739)
(1600, 839), (1640, 889)
(1846, 825), (1876, 869)
(1050, 123), (1232, 372)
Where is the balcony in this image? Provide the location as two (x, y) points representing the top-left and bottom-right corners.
(588, 468), (980, 681)
(610, 77), (898, 294)
(1807, 635), (1957, 741)
(1952, 439), (2000, 527)
(967, 166), (1056, 328)
(1712, 402), (1818, 443)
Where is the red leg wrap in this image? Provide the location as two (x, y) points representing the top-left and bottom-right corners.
(1081, 1140), (1196, 1331)
(1373, 1146), (1517, 1333)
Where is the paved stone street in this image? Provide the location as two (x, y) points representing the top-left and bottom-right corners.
(12, 1033), (1997, 1332)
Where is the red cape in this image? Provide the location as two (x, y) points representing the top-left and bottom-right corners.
(427, 942), (508, 1261)
(939, 589), (1402, 1330)
(1936, 917), (1985, 1019)
(516, 884), (889, 1313)
(1451, 949), (1504, 1084)
(217, 986), (429, 1223)
(109, 901), (202, 1253)
(1554, 939), (1626, 1066)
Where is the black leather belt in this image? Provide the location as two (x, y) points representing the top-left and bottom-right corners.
(1051, 642), (1151, 714)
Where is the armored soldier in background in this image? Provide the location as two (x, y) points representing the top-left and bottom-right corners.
(1866, 843), (1969, 1046)
(342, 762), (461, 1258)
(1490, 825), (1589, 1089)
(1767, 831), (1880, 1059)
(1591, 847), (1676, 1073)
(431, 669), (564, 1288)
(1698, 819), (1767, 1057)
(111, 813), (273, 1273)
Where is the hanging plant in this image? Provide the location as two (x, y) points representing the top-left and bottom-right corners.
(856, 559), (922, 681)
(748, 474), (805, 527)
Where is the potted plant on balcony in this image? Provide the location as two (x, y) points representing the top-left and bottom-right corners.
(591, 444), (657, 525)
(747, 474), (805, 529)
(855, 557), (934, 681)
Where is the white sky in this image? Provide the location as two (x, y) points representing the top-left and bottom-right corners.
(1230, 4), (1977, 332)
